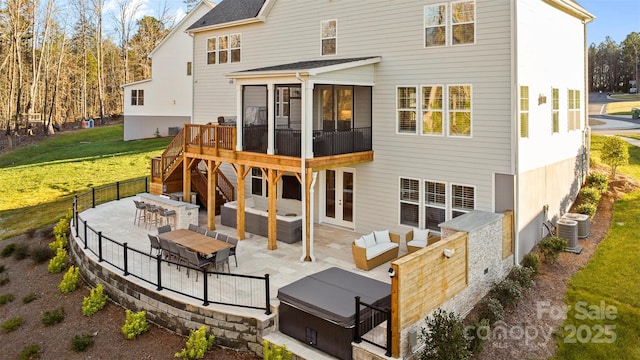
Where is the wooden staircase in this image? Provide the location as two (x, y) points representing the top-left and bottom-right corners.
(150, 127), (235, 211)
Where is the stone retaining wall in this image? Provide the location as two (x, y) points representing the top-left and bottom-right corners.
(68, 230), (276, 357)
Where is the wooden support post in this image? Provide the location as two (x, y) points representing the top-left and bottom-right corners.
(267, 168), (278, 250)
(390, 263), (400, 358)
(206, 160), (217, 231)
(232, 164), (250, 240)
(183, 156), (191, 205)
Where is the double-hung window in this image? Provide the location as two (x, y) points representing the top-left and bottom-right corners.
(207, 38), (216, 64)
(251, 168), (266, 197)
(321, 20), (337, 56)
(131, 90), (144, 106)
(448, 85), (471, 136)
(218, 35), (229, 64)
(424, 1), (475, 47)
(568, 89), (581, 131)
(400, 178), (420, 227)
(422, 86), (444, 135)
(552, 88), (559, 133)
(519, 86), (529, 138)
(207, 34), (241, 65)
(451, 184), (475, 217)
(425, 181), (446, 231)
(398, 87), (417, 133)
(230, 34), (241, 63)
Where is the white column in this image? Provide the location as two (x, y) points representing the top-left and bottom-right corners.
(236, 84), (243, 151)
(267, 83), (275, 155)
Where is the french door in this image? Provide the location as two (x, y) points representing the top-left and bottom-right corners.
(323, 168), (355, 228)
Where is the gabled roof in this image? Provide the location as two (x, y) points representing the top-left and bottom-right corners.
(227, 57), (381, 78)
(187, 0), (266, 32)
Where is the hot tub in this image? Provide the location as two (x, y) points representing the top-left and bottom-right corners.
(277, 267), (390, 360)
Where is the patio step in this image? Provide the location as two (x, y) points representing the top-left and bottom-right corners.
(263, 331), (338, 360)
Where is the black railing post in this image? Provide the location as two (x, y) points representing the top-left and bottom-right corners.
(145, 176), (149, 193)
(385, 308), (392, 357)
(264, 274), (271, 315)
(98, 231), (103, 262)
(74, 196), (79, 234)
(83, 220), (88, 249)
(92, 187), (96, 208)
(202, 269), (209, 306)
(156, 254), (163, 291)
(354, 296), (362, 343)
(116, 181), (121, 200)
(123, 243), (129, 276)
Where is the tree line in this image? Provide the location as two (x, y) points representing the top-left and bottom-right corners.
(589, 32), (640, 93)
(0, 0), (177, 135)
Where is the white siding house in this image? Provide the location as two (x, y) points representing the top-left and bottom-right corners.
(121, 1), (214, 141)
(183, 0), (593, 264)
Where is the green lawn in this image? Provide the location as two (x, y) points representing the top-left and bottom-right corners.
(554, 136), (640, 359)
(0, 125), (170, 240)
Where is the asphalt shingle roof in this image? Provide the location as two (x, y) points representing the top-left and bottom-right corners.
(188, 0), (266, 31)
(234, 57), (380, 73)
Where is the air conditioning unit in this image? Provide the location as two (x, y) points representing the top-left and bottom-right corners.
(563, 213), (590, 238)
(556, 218), (582, 254)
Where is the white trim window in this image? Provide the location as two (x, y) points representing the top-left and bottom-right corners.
(218, 35), (229, 64)
(451, 184), (475, 218)
(397, 87), (417, 133)
(451, 1), (475, 45)
(251, 167), (266, 197)
(321, 20), (337, 56)
(424, 4), (446, 47)
(207, 37), (216, 64)
(131, 89), (144, 106)
(400, 177), (420, 227)
(424, 1), (475, 47)
(230, 33), (241, 63)
(552, 87), (559, 133)
(422, 86), (444, 135)
(187, 62), (192, 76)
(568, 89), (580, 131)
(519, 86), (529, 138)
(425, 181), (446, 231)
(448, 85), (472, 137)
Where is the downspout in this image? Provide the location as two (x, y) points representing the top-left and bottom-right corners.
(189, 32), (195, 124)
(296, 72), (309, 262)
(582, 19), (590, 183)
(512, 0), (520, 265)
(309, 172), (317, 261)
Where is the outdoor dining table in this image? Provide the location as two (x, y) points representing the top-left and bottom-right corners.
(159, 229), (232, 256)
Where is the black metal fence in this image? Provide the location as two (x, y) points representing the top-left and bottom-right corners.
(354, 296), (392, 356)
(72, 180), (271, 315)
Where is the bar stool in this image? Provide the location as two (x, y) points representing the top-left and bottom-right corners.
(133, 200), (147, 226)
(158, 207), (176, 228)
(146, 205), (161, 229)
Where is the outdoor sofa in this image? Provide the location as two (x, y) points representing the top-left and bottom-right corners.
(351, 230), (400, 270)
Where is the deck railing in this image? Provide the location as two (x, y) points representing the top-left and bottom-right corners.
(354, 296), (392, 356)
(185, 124), (236, 151)
(75, 177), (148, 212)
(72, 180), (271, 314)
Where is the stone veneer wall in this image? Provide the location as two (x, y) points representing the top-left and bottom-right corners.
(68, 229), (276, 357)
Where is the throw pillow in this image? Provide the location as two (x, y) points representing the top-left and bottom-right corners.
(363, 233), (376, 248)
(354, 237), (366, 248)
(374, 230), (391, 243)
(413, 227), (430, 242)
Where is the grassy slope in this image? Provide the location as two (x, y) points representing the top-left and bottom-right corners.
(0, 125), (170, 240)
(554, 136), (640, 359)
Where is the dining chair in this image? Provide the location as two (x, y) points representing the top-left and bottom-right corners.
(226, 237), (238, 267)
(184, 248), (213, 281)
(205, 230), (218, 239)
(176, 244), (190, 274)
(196, 226), (207, 235)
(188, 224), (198, 232)
(157, 224), (172, 234)
(215, 233), (228, 242)
(213, 247), (231, 275)
(168, 240), (182, 269)
(158, 236), (173, 263)
(147, 234), (162, 256)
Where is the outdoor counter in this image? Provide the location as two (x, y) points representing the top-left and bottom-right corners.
(138, 193), (199, 229)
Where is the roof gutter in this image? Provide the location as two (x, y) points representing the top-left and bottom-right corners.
(186, 17), (263, 34)
(542, 0), (595, 21)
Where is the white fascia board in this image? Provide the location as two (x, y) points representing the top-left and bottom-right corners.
(120, 78), (152, 88)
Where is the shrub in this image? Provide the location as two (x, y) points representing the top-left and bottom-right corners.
(420, 308), (470, 360)
(59, 266), (80, 293)
(42, 307), (65, 326)
(539, 236), (567, 264)
(521, 252), (540, 275)
(13, 243), (30, 260)
(47, 247), (67, 274)
(22, 293), (37, 304)
(71, 333), (95, 352)
(507, 266), (535, 290)
(54, 217), (70, 238)
(175, 325), (215, 360)
(0, 273), (8, 286)
(576, 203), (597, 218)
(31, 246), (54, 264)
(465, 318), (490, 356)
(579, 187), (601, 205)
(263, 340), (293, 360)
(601, 136), (629, 178)
(1, 243), (16, 258)
(82, 284), (108, 316)
(2, 317), (24, 332)
(488, 279), (523, 309)
(121, 310), (150, 340)
(18, 344), (41, 360)
(476, 297), (504, 324)
(0, 293), (15, 305)
(586, 172), (609, 193)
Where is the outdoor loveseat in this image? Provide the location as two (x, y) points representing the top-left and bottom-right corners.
(351, 230), (400, 270)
